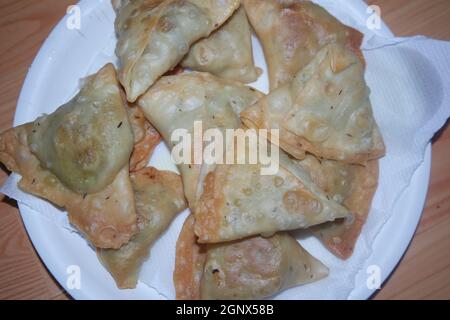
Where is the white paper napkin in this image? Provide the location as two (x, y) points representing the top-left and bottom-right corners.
(1, 1), (449, 300)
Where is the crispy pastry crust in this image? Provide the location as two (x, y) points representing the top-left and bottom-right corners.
(0, 125), (137, 249)
(127, 105), (161, 172)
(193, 152), (350, 243)
(243, 0), (364, 89)
(98, 167), (186, 288)
(115, 0), (240, 102)
(138, 72), (264, 208)
(174, 217), (329, 300)
(312, 160), (379, 259)
(174, 215), (206, 300)
(241, 44), (385, 165)
(182, 7), (262, 83)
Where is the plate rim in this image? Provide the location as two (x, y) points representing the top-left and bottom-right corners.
(13, 0), (430, 300)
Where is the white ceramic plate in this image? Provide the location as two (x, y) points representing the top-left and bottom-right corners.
(12, 0), (431, 300)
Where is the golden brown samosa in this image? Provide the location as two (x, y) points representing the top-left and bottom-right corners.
(98, 167), (187, 288)
(243, 0), (364, 89)
(182, 7), (261, 83)
(294, 155), (379, 259)
(138, 71), (263, 208)
(193, 149), (349, 243)
(113, 0), (240, 102)
(174, 215), (328, 300)
(0, 64), (137, 249)
(138, 72), (349, 243)
(127, 105), (161, 172)
(241, 44), (385, 164)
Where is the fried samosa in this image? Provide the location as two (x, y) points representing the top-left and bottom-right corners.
(113, 0), (240, 102)
(98, 167), (187, 289)
(243, 0), (364, 89)
(28, 64), (134, 194)
(138, 71), (263, 208)
(181, 6), (261, 83)
(0, 64), (137, 248)
(294, 155), (379, 259)
(241, 44), (385, 164)
(174, 215), (328, 300)
(193, 149), (349, 243)
(127, 104), (161, 172)
(138, 71), (349, 243)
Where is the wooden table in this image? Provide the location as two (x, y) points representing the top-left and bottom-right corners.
(0, 0), (449, 300)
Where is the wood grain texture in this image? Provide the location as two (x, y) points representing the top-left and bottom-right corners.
(366, 0), (450, 300)
(0, 0), (449, 300)
(0, 0), (76, 300)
